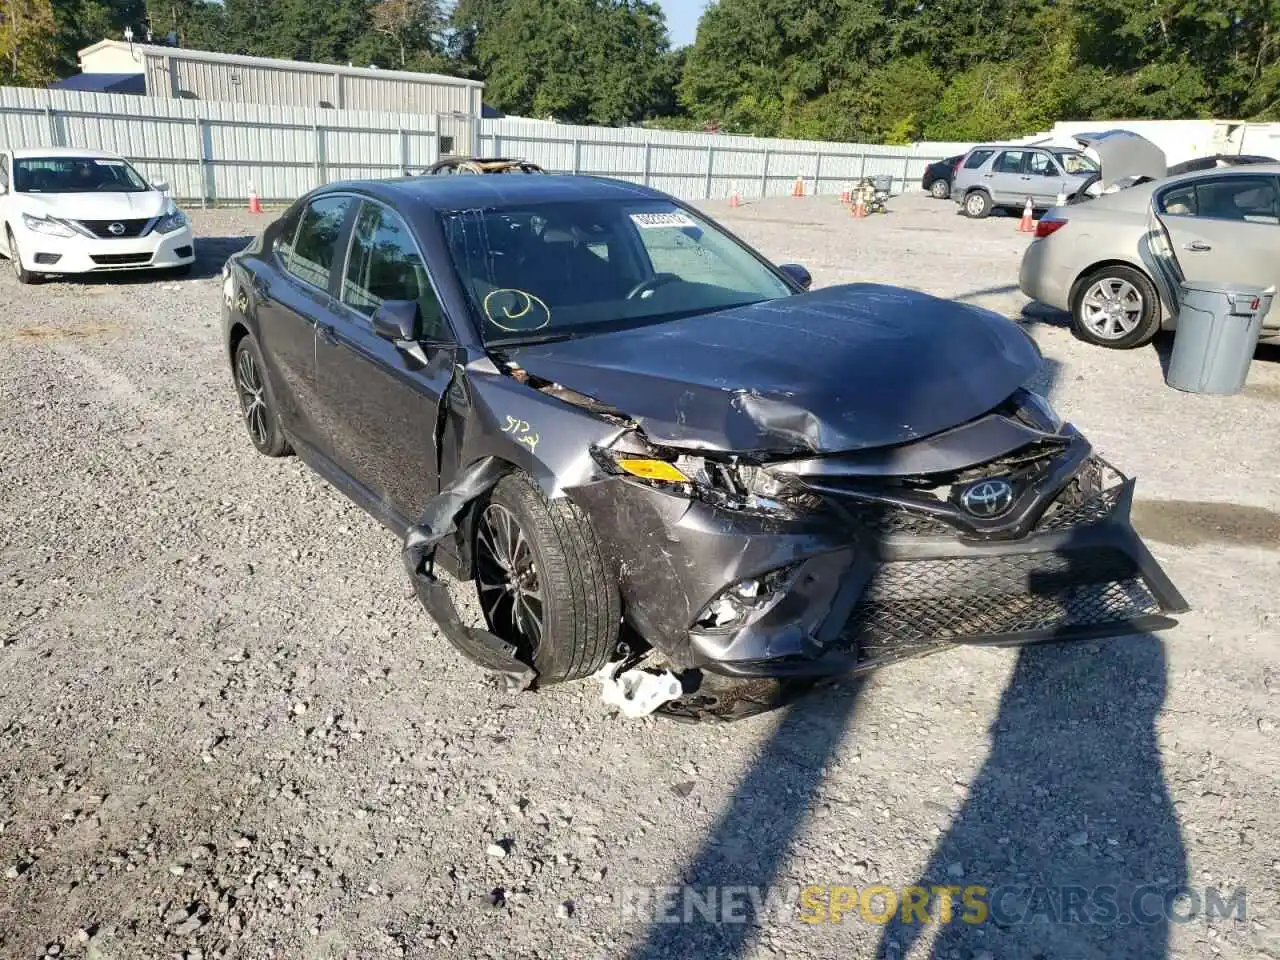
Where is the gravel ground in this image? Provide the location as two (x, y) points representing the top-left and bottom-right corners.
(0, 192), (1277, 960)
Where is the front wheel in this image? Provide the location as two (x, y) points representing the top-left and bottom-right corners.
(930, 179), (950, 199)
(474, 474), (619, 684)
(5, 228), (38, 284)
(1071, 266), (1162, 349)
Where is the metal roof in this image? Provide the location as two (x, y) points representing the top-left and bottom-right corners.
(78, 40), (485, 90)
(49, 72), (146, 94)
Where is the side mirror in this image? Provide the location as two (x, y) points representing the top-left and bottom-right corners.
(780, 263), (812, 291)
(372, 299), (422, 342)
(151, 179), (169, 193)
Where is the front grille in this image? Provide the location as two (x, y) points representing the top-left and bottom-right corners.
(839, 549), (1160, 665)
(90, 253), (152, 266)
(76, 218), (153, 239)
(838, 499), (957, 537)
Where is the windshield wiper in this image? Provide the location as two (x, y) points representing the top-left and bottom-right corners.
(487, 331), (577, 347)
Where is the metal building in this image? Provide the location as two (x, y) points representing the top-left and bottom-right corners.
(77, 40), (483, 154)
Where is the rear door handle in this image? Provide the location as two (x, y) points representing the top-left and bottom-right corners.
(317, 323), (339, 345)
(1184, 241), (1212, 252)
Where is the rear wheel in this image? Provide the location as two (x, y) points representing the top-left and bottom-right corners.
(474, 474), (619, 684)
(233, 334), (292, 456)
(1071, 265), (1162, 349)
(930, 179), (951, 199)
(5, 228), (37, 284)
(963, 190), (992, 218)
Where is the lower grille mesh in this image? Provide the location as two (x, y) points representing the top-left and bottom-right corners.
(1036, 485), (1122, 531)
(841, 549), (1160, 665)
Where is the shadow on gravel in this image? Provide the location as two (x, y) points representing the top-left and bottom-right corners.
(32, 235), (251, 285)
(191, 234), (253, 280)
(626, 681), (866, 960)
(875, 633), (1186, 960)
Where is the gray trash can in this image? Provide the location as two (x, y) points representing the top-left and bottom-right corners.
(1166, 281), (1273, 395)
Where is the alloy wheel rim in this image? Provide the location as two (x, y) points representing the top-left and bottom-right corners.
(1081, 278), (1143, 339)
(933, 181), (949, 198)
(236, 348), (269, 447)
(475, 503), (544, 655)
(966, 194), (984, 214)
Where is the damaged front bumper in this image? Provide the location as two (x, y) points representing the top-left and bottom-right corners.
(570, 441), (1188, 680)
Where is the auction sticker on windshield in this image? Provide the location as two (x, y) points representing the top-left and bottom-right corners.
(630, 212), (698, 229)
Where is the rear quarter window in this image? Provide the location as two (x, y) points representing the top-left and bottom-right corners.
(964, 150), (995, 170)
(287, 196), (352, 289)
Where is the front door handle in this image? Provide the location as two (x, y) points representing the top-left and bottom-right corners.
(317, 323), (339, 345)
(1184, 240), (1212, 252)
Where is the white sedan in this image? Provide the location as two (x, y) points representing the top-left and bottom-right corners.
(0, 147), (195, 283)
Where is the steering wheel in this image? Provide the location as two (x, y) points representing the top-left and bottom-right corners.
(625, 273), (681, 300)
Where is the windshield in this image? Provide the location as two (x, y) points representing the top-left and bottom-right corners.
(14, 156), (150, 194)
(1052, 151), (1099, 175)
(442, 200), (794, 344)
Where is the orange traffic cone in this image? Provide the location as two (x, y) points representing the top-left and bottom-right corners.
(839, 185), (851, 204)
(729, 189), (742, 208)
(792, 175), (805, 198)
(852, 193), (867, 219)
(248, 182), (263, 215)
(1018, 197), (1035, 233)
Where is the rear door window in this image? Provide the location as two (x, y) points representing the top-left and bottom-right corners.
(964, 149), (995, 170)
(342, 201), (447, 339)
(1160, 176), (1280, 224)
(287, 196), (353, 291)
(993, 151), (1027, 175)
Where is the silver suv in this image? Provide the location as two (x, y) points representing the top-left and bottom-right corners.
(951, 145), (1098, 218)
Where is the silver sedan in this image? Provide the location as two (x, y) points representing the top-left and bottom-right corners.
(1018, 163), (1280, 348)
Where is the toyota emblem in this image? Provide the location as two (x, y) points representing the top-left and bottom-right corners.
(959, 478), (1015, 518)
(107, 222), (126, 236)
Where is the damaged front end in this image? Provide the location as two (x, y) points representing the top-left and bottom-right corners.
(567, 387), (1188, 681)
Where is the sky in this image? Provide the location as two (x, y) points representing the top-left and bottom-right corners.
(658, 0), (706, 48)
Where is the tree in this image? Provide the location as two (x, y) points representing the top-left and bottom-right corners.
(0, 0), (60, 85)
(370, 0), (442, 69)
(452, 0), (672, 124)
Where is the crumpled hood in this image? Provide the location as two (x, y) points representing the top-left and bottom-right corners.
(21, 190), (168, 221)
(506, 283), (1043, 457)
(1074, 130), (1167, 189)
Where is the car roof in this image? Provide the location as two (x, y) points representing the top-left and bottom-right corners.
(318, 174), (668, 213)
(967, 144), (1080, 152)
(1066, 162), (1280, 213)
(1160, 162), (1280, 187)
(10, 146), (126, 160)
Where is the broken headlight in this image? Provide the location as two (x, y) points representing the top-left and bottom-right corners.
(593, 441), (816, 515)
(1011, 387), (1063, 433)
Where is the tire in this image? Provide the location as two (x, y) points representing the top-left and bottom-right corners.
(233, 334), (292, 456)
(171, 263), (193, 277)
(474, 473), (620, 684)
(1070, 265), (1162, 349)
(962, 190), (992, 218)
(930, 178), (951, 199)
(5, 228), (38, 284)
